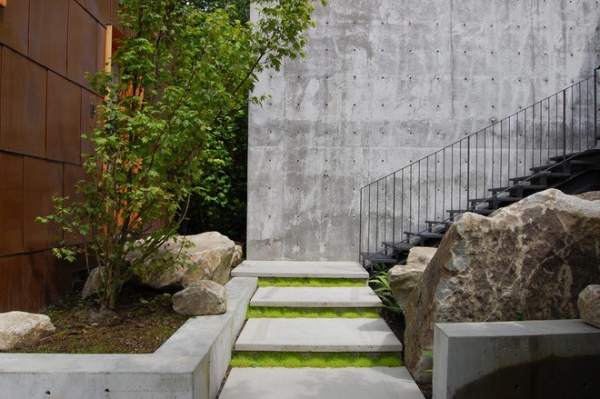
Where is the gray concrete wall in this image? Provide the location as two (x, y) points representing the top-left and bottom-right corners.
(433, 320), (600, 399)
(247, 0), (600, 261)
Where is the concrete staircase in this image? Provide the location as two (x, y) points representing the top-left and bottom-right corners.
(219, 261), (424, 399)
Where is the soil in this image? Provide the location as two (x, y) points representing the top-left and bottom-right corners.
(6, 283), (189, 354)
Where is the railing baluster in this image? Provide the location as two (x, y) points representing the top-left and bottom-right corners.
(359, 74), (597, 266)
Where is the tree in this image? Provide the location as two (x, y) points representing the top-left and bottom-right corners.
(39, 0), (325, 309)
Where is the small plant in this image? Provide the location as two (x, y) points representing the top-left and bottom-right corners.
(370, 274), (403, 314)
(369, 265), (402, 314)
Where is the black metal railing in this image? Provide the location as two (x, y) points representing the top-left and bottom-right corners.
(359, 70), (599, 267)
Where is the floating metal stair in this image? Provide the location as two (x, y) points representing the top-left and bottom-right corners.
(359, 70), (600, 272)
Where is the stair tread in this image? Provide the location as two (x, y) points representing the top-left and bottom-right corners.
(232, 261), (368, 279)
(382, 242), (414, 251)
(489, 184), (547, 193)
(234, 318), (403, 352)
(219, 367), (425, 399)
(250, 286), (380, 308)
(469, 196), (522, 203)
(509, 171), (571, 182)
(360, 252), (398, 264)
(405, 231), (444, 239)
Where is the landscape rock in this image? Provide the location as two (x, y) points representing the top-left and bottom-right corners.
(231, 244), (244, 268)
(0, 312), (56, 350)
(578, 284), (600, 328)
(172, 280), (227, 316)
(137, 232), (236, 291)
(82, 267), (104, 299)
(404, 189), (600, 383)
(388, 247), (437, 311)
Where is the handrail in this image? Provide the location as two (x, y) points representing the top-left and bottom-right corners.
(359, 71), (599, 266)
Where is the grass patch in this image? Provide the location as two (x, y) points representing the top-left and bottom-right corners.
(231, 352), (402, 368)
(258, 277), (365, 287)
(247, 306), (380, 319)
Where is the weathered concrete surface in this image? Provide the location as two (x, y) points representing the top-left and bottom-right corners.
(433, 320), (600, 399)
(0, 277), (257, 399)
(247, 0), (600, 261)
(220, 367), (424, 399)
(404, 189), (600, 383)
(235, 318), (402, 352)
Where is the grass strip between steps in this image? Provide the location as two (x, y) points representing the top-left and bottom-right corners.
(231, 352), (402, 368)
(258, 277), (365, 287)
(247, 306), (380, 319)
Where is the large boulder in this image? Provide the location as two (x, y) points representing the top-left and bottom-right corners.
(172, 280), (227, 316)
(578, 284), (600, 328)
(404, 189), (600, 383)
(388, 247), (437, 311)
(137, 232), (236, 291)
(0, 312), (56, 350)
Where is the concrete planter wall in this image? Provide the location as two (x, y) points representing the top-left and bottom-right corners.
(0, 277), (257, 399)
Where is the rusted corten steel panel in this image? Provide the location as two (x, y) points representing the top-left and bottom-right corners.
(67, 1), (98, 89)
(23, 157), (63, 252)
(63, 163), (89, 246)
(80, 88), (100, 161)
(43, 250), (73, 306)
(29, 0), (69, 75)
(0, 253), (46, 312)
(0, 0), (112, 312)
(0, 152), (24, 256)
(47, 71), (82, 164)
(86, 0), (112, 26)
(0, 48), (47, 157)
(0, 0), (28, 54)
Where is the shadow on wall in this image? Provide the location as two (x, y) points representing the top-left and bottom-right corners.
(454, 354), (600, 399)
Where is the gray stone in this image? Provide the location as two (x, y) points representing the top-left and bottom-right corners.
(404, 189), (600, 383)
(172, 280), (227, 316)
(81, 267), (104, 299)
(0, 312), (56, 350)
(578, 284), (600, 328)
(138, 232), (236, 291)
(231, 244), (243, 268)
(388, 247), (437, 311)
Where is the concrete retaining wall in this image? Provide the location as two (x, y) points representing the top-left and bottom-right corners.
(0, 277), (257, 399)
(433, 319), (600, 399)
(247, 0), (600, 261)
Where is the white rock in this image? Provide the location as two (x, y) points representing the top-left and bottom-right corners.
(172, 280), (227, 316)
(578, 284), (600, 328)
(0, 312), (56, 351)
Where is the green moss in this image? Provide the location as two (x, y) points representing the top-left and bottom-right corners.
(231, 352), (402, 368)
(258, 277), (365, 287)
(247, 306), (380, 319)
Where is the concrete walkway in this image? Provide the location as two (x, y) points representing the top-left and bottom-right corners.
(219, 261), (424, 399)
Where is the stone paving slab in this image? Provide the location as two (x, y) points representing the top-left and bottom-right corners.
(219, 367), (425, 399)
(234, 318), (402, 352)
(250, 286), (381, 308)
(231, 260), (369, 279)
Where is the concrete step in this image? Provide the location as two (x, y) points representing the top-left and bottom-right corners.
(231, 260), (368, 280)
(234, 318), (402, 352)
(219, 367), (425, 399)
(250, 286), (382, 308)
